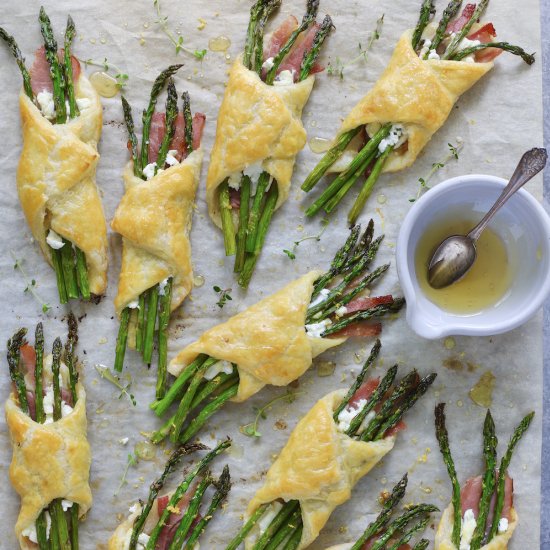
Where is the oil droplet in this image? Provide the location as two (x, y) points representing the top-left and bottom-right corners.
(316, 361), (336, 377)
(456, 400), (464, 408)
(377, 194), (387, 204)
(209, 35), (231, 52)
(309, 136), (331, 154)
(197, 18), (207, 31)
(444, 337), (455, 350)
(310, 120), (317, 128)
(90, 71), (120, 98)
(143, 21), (150, 29)
(134, 440), (156, 461)
(469, 371), (496, 408)
(89, 38), (96, 45)
(100, 37), (107, 45)
(193, 275), (205, 287)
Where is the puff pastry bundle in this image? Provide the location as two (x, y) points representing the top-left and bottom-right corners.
(108, 441), (231, 550)
(323, 473), (436, 550)
(226, 340), (436, 549)
(150, 222), (404, 446)
(434, 403), (533, 550)
(0, 8), (108, 304)
(5, 314), (91, 550)
(207, 0), (334, 288)
(301, 0), (535, 223)
(112, 66), (205, 399)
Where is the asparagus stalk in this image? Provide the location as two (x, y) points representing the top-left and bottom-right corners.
(470, 409), (498, 550)
(60, 238), (79, 300)
(262, 507), (302, 550)
(226, 504), (271, 550)
(35, 323), (45, 423)
(299, 15), (334, 82)
(219, 181), (237, 256)
(51, 247), (68, 304)
(142, 286), (159, 365)
(252, 0), (282, 75)
(63, 16), (79, 119)
(235, 176), (252, 273)
(121, 95), (142, 178)
(0, 27), (34, 100)
(184, 465), (232, 549)
(128, 443), (208, 550)
(156, 278), (173, 399)
(39, 7), (67, 124)
(253, 501), (300, 550)
(412, 540), (430, 550)
(412, 0), (436, 52)
(182, 90), (194, 152)
(488, 411), (534, 540)
(450, 42), (535, 65)
(282, 525), (303, 550)
(435, 403), (461, 547)
(386, 516), (431, 550)
(155, 79), (178, 171)
(137, 292), (147, 352)
(245, 172), (272, 253)
(424, 0), (462, 57)
(74, 248), (90, 300)
(145, 440), (231, 549)
(244, 0), (265, 69)
(140, 64), (183, 170)
(7, 328), (29, 414)
(114, 308), (130, 373)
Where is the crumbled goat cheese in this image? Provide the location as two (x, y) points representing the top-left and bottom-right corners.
(22, 512), (51, 543)
(305, 319), (332, 338)
(127, 300), (139, 309)
(419, 38), (432, 59)
(165, 149), (180, 167)
(243, 161), (264, 183)
(119, 437), (129, 445)
(378, 124), (408, 154)
(46, 229), (65, 250)
(37, 91), (56, 120)
(143, 162), (162, 180)
(158, 278), (170, 296)
(460, 509), (477, 550)
(76, 97), (92, 110)
(129, 503), (140, 515)
(498, 517), (509, 534)
(335, 306), (348, 317)
(137, 532), (150, 549)
(204, 360), (234, 381)
(43, 386), (73, 424)
(262, 57), (275, 71)
(308, 288), (330, 310)
(273, 69), (295, 86)
(337, 402), (375, 433)
(61, 499), (73, 511)
(428, 49), (441, 60)
(227, 172), (241, 190)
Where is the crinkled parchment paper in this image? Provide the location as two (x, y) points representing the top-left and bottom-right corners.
(0, 0), (543, 548)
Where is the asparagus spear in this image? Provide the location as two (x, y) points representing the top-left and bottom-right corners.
(60, 238), (79, 300)
(451, 42), (535, 65)
(0, 27), (34, 100)
(121, 95), (142, 178)
(155, 79), (178, 171)
(470, 409), (498, 550)
(35, 323), (45, 423)
(299, 15), (335, 82)
(157, 278), (173, 399)
(412, 0), (436, 52)
(114, 308), (130, 373)
(235, 176), (252, 273)
(488, 411), (534, 540)
(51, 247), (68, 304)
(253, 501), (300, 550)
(39, 6), (67, 124)
(424, 0), (462, 57)
(7, 328), (29, 414)
(226, 504), (271, 550)
(75, 248), (90, 301)
(142, 286), (159, 365)
(412, 540), (430, 550)
(245, 172), (272, 253)
(244, 0), (266, 69)
(386, 516), (431, 550)
(219, 181), (237, 256)
(63, 16), (79, 119)
(435, 403), (461, 547)
(137, 292), (147, 351)
(262, 507), (302, 550)
(282, 525), (303, 550)
(252, 0), (282, 75)
(184, 465), (232, 549)
(139, 64), (183, 170)
(128, 443), (208, 550)
(182, 90), (194, 153)
(145, 440), (231, 549)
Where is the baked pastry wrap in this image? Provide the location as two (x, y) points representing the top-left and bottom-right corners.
(17, 74), (108, 295)
(112, 149), (203, 318)
(206, 55), (315, 227)
(435, 504), (518, 550)
(168, 271), (345, 402)
(336, 30), (493, 173)
(5, 383), (92, 549)
(246, 389), (396, 549)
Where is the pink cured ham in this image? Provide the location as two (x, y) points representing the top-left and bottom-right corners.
(264, 15), (299, 60)
(328, 322), (382, 339)
(30, 46), (81, 95)
(344, 295), (394, 315)
(467, 23), (503, 63)
(460, 474), (514, 520)
(156, 485), (198, 550)
(446, 4), (477, 34)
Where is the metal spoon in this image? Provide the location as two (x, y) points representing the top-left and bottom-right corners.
(428, 148), (548, 289)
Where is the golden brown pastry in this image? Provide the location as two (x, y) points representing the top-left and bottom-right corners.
(336, 29), (492, 173)
(246, 390), (395, 549)
(435, 505), (518, 550)
(112, 149), (203, 320)
(17, 73), (108, 295)
(168, 271), (346, 402)
(206, 55), (314, 228)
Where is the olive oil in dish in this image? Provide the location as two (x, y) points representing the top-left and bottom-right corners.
(415, 217), (514, 314)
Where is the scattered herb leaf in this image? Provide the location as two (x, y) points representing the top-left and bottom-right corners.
(81, 57), (129, 89)
(115, 452), (138, 496)
(11, 252), (52, 313)
(94, 364), (136, 406)
(328, 15), (384, 79)
(282, 217), (330, 260)
(213, 285), (233, 308)
(239, 390), (303, 438)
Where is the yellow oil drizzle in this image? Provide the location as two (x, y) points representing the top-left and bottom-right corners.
(89, 71), (119, 98)
(208, 35), (231, 52)
(308, 136), (331, 154)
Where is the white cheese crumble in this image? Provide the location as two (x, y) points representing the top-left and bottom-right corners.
(453, 34), (481, 63)
(137, 532), (150, 549)
(337, 402), (375, 433)
(428, 49), (441, 60)
(22, 512), (51, 543)
(46, 229), (65, 250)
(262, 57), (275, 71)
(129, 503), (140, 515)
(335, 306), (348, 317)
(61, 499), (73, 511)
(143, 162), (162, 180)
(305, 319), (332, 338)
(127, 300), (140, 309)
(204, 360), (234, 381)
(43, 386), (74, 424)
(165, 149), (180, 167)
(119, 437), (129, 445)
(460, 508), (477, 550)
(273, 69), (295, 86)
(243, 161), (264, 184)
(76, 97), (92, 111)
(378, 124), (408, 154)
(158, 278), (170, 296)
(308, 288), (330, 310)
(227, 172), (241, 190)
(498, 517), (509, 534)
(37, 91), (56, 120)
(419, 38), (432, 59)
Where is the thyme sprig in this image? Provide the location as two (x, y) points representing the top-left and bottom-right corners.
(283, 217), (329, 260)
(11, 252), (52, 313)
(81, 57), (129, 89)
(95, 364), (136, 405)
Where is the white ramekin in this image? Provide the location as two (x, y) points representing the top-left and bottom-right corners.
(396, 174), (550, 339)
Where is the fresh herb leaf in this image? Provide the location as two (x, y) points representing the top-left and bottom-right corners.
(283, 249), (296, 260)
(239, 390), (303, 438)
(11, 252), (52, 313)
(94, 364), (136, 406)
(282, 217), (330, 260)
(115, 452), (139, 496)
(82, 57), (129, 89)
(213, 286), (233, 308)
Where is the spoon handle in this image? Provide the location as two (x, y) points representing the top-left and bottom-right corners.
(467, 148), (548, 242)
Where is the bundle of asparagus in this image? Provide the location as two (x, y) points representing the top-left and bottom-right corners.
(301, 0), (535, 223)
(226, 340), (437, 550)
(109, 440), (231, 550)
(434, 403), (534, 550)
(208, 0), (334, 288)
(0, 7), (108, 303)
(112, 69), (205, 400)
(325, 474), (436, 550)
(5, 315), (91, 549)
(150, 222), (404, 446)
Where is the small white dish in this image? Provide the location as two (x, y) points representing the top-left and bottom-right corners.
(396, 174), (550, 339)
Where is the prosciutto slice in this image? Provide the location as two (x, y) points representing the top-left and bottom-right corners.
(30, 46), (81, 95)
(460, 473), (514, 521)
(446, 4), (477, 34)
(467, 23), (502, 63)
(156, 486), (198, 550)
